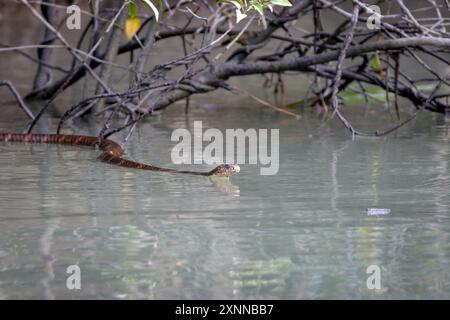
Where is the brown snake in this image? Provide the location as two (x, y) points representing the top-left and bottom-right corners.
(0, 133), (240, 177)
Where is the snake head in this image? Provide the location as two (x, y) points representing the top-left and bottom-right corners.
(208, 164), (240, 177)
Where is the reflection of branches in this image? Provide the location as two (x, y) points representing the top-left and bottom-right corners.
(39, 217), (60, 300)
(2, 0), (450, 140)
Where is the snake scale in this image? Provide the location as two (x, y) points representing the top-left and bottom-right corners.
(0, 133), (240, 177)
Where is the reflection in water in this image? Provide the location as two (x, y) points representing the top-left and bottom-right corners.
(1, 11), (450, 296)
(40, 218), (59, 300)
(1, 106), (450, 299)
(210, 177), (240, 196)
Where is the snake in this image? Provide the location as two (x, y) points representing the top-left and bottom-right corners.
(0, 133), (240, 177)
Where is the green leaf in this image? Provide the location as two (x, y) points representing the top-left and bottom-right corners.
(219, 0), (289, 15)
(129, 2), (138, 18)
(140, 0), (159, 22)
(269, 0), (292, 6)
(219, 0), (243, 9)
(250, 3), (264, 15)
(370, 52), (382, 70)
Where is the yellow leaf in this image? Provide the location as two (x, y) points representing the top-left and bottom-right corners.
(125, 16), (141, 40)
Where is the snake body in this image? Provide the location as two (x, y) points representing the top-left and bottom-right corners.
(0, 133), (240, 177)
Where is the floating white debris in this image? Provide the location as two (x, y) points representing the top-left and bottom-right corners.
(367, 208), (391, 216)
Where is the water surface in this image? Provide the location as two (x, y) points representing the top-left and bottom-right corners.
(1, 101), (450, 299)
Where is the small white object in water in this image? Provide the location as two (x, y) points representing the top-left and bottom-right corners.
(367, 208), (391, 216)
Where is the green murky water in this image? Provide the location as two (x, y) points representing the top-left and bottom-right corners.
(1, 102), (450, 299)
